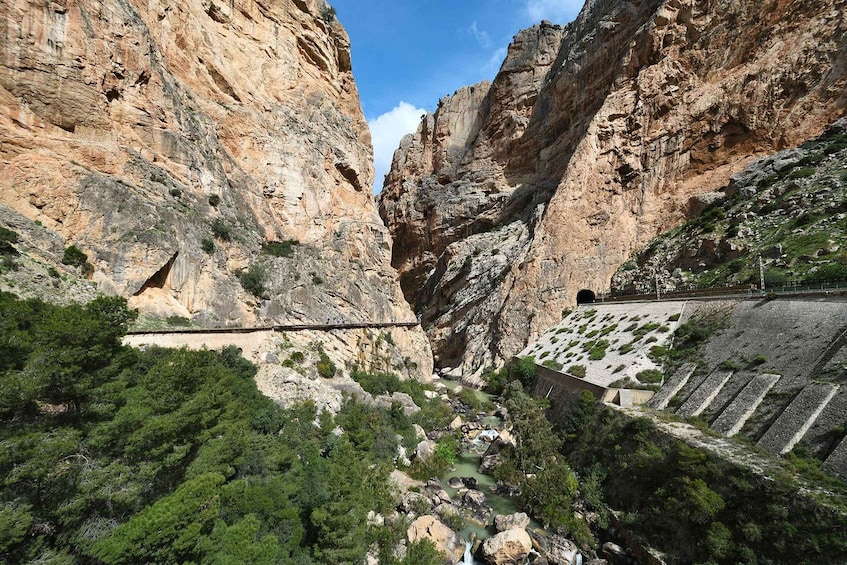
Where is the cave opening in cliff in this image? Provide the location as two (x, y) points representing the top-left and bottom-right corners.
(133, 253), (177, 296)
(576, 289), (596, 304)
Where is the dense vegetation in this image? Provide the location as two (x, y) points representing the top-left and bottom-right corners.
(552, 391), (847, 564)
(0, 293), (444, 564)
(614, 122), (847, 293)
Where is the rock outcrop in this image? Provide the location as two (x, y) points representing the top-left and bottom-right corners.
(378, 0), (847, 375)
(406, 515), (464, 565)
(0, 0), (431, 378)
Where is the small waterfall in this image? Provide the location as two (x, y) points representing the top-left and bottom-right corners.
(457, 541), (475, 565)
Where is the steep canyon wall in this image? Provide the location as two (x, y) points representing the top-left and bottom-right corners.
(379, 0), (847, 377)
(0, 0), (432, 378)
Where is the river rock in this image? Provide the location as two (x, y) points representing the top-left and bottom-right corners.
(389, 469), (424, 495)
(367, 511), (384, 527)
(427, 478), (444, 490)
(498, 430), (515, 446)
(542, 535), (579, 565)
(449, 415), (464, 430)
(415, 440), (436, 462)
(407, 515), (464, 564)
(462, 489), (487, 508)
(413, 424), (428, 440)
(600, 542), (627, 564)
(448, 476), (464, 488)
(434, 503), (459, 521)
(478, 453), (501, 474)
(436, 490), (452, 504)
(376, 391), (421, 416)
(398, 492), (431, 514)
(396, 444), (411, 467)
(494, 512), (531, 532)
(482, 528), (533, 565)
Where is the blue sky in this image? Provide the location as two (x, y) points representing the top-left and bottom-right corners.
(330, 0), (584, 192)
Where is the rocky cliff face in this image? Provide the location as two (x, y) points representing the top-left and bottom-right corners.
(0, 0), (432, 378)
(379, 0), (847, 378)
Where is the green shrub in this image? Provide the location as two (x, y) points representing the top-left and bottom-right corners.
(166, 316), (191, 327)
(588, 340), (610, 360)
(201, 238), (215, 254)
(568, 365), (587, 378)
(542, 360), (564, 371)
(787, 167), (815, 179)
(317, 351), (336, 378)
(506, 356), (538, 389)
(0, 226), (18, 254)
(636, 369), (663, 384)
(62, 245), (88, 267)
(211, 219), (231, 241)
(262, 239), (299, 258)
(207, 194), (220, 207)
(238, 264), (268, 298)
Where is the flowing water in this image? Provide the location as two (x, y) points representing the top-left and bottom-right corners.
(440, 438), (543, 544)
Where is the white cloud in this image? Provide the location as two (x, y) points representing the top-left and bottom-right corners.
(368, 101), (426, 194)
(524, 0), (581, 23)
(468, 21), (492, 48)
(486, 46), (508, 74)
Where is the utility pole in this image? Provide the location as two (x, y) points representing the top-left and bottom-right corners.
(759, 255), (765, 293)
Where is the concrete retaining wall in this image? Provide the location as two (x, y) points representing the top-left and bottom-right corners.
(647, 363), (695, 410)
(676, 370), (733, 418)
(757, 383), (839, 455)
(712, 374), (780, 437)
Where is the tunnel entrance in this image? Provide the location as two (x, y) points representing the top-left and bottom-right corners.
(576, 289), (596, 304)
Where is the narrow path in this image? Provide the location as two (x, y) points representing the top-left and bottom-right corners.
(127, 320), (420, 336)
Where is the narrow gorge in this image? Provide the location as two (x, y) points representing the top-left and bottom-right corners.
(378, 0), (847, 378)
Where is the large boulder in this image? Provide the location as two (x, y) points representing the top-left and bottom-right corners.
(494, 512), (531, 532)
(376, 391), (421, 415)
(406, 515), (464, 564)
(398, 492), (432, 514)
(478, 453), (501, 474)
(543, 535), (580, 565)
(482, 528), (533, 565)
(415, 439), (437, 461)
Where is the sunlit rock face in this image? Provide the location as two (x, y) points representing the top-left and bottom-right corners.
(0, 0), (432, 379)
(379, 0), (847, 377)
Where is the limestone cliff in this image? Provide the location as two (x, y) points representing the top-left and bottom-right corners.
(0, 0), (432, 378)
(379, 0), (847, 378)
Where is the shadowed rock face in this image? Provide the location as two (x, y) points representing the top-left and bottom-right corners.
(0, 0), (431, 378)
(379, 0), (847, 376)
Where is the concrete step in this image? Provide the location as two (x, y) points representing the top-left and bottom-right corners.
(757, 383), (840, 455)
(711, 374), (781, 437)
(823, 436), (847, 481)
(676, 370), (733, 418)
(647, 363), (695, 410)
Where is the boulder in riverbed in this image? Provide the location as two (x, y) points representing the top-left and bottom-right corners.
(482, 528), (532, 565)
(494, 512), (530, 532)
(407, 515), (464, 564)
